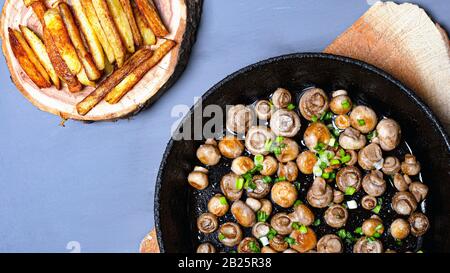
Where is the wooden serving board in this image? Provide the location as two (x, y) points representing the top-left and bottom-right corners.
(0, 0), (202, 121)
(141, 1), (449, 253)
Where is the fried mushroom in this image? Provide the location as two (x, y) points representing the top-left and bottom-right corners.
(237, 237), (260, 253)
(220, 172), (243, 201)
(226, 104), (255, 134)
(271, 181), (298, 208)
(299, 88), (329, 121)
(392, 191), (417, 215)
(231, 156), (254, 175)
(196, 243), (216, 253)
(245, 126), (275, 155)
(218, 136), (244, 159)
(353, 237), (383, 253)
(361, 217), (384, 237)
(362, 170), (387, 197)
(350, 105), (378, 133)
(324, 204), (348, 228)
(259, 199), (273, 217)
(271, 88), (292, 109)
(296, 151), (318, 174)
(252, 222), (271, 239)
(382, 156), (401, 175)
(269, 235), (288, 252)
(408, 212), (429, 237)
(197, 213), (218, 234)
(303, 122), (332, 151)
(361, 195), (377, 210)
(271, 212), (293, 235)
(196, 143), (221, 166)
(289, 204), (315, 226)
(333, 190), (345, 204)
(317, 234), (343, 253)
(277, 161), (299, 182)
(393, 173), (411, 191)
(375, 118), (401, 151)
(401, 154), (421, 176)
(339, 127), (367, 150)
(289, 227), (317, 253)
(188, 170), (209, 190)
(307, 177), (333, 208)
(275, 138), (299, 162)
(329, 90), (352, 115)
(260, 156), (278, 176)
(358, 143), (383, 170)
(390, 218), (410, 240)
(270, 109), (301, 137)
(247, 175), (271, 199)
(208, 194), (229, 217)
(255, 100), (273, 120)
(409, 182), (428, 202)
(231, 200), (256, 227)
(336, 166), (362, 193)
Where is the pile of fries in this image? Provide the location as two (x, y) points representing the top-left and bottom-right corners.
(9, 0), (176, 115)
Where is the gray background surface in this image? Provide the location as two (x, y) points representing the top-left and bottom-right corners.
(0, 0), (448, 252)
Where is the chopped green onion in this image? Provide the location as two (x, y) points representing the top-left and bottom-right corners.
(275, 136), (284, 143)
(219, 196), (228, 205)
(262, 176), (272, 184)
(367, 130), (377, 140)
(345, 186), (356, 195)
(314, 143), (325, 151)
(257, 211), (268, 222)
(299, 225), (308, 234)
(341, 99), (350, 109)
(395, 239), (403, 246)
(328, 137), (336, 147)
(417, 250), (423, 253)
(313, 165), (323, 177)
(292, 222), (301, 230)
(254, 154), (264, 165)
(320, 111), (333, 121)
(322, 172), (330, 179)
(330, 159), (341, 165)
(273, 147), (282, 156)
(229, 250), (236, 253)
(287, 103), (296, 110)
(367, 236), (375, 242)
(372, 204), (381, 214)
(294, 181), (301, 191)
(236, 177), (244, 190)
(313, 219), (321, 226)
(311, 115), (318, 122)
(284, 237), (296, 245)
(274, 176), (286, 182)
(375, 224), (383, 231)
(373, 232), (381, 238)
(337, 229), (347, 239)
(279, 143), (287, 149)
(340, 154), (351, 164)
(358, 119), (366, 126)
(218, 233), (225, 241)
(264, 139), (273, 151)
(294, 200), (303, 207)
(248, 241), (260, 253)
(339, 149), (346, 157)
(267, 228), (277, 240)
(319, 161), (327, 170)
(354, 227), (363, 235)
(245, 180), (257, 190)
(329, 172), (336, 180)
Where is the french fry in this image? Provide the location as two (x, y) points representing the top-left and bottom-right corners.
(77, 68), (96, 87)
(76, 47), (153, 115)
(119, 0), (142, 47)
(8, 28), (51, 88)
(43, 28), (82, 93)
(23, 0), (46, 23)
(70, 0), (106, 71)
(132, 1), (156, 45)
(58, 2), (102, 81)
(11, 28), (50, 84)
(20, 25), (61, 89)
(80, 0), (115, 65)
(105, 40), (176, 104)
(92, 0), (126, 67)
(106, 0), (134, 53)
(44, 8), (82, 75)
(135, 0), (168, 37)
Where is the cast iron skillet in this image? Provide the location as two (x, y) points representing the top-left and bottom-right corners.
(154, 53), (450, 253)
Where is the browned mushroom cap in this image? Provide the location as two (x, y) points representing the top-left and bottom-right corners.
(231, 156), (254, 175)
(226, 104), (255, 134)
(296, 151), (318, 174)
(269, 235), (289, 252)
(271, 181), (298, 208)
(271, 212), (293, 235)
(237, 237), (260, 253)
(375, 119), (401, 151)
(317, 234), (343, 253)
(261, 246), (277, 253)
(353, 237), (383, 253)
(289, 204), (315, 226)
(272, 88), (292, 109)
(196, 143), (221, 166)
(252, 222), (271, 238)
(276, 138), (299, 162)
(231, 200), (256, 228)
(196, 243), (216, 253)
(362, 170), (387, 197)
(361, 195), (377, 210)
(307, 177), (333, 208)
(330, 90), (352, 115)
(393, 173), (412, 191)
(208, 194), (229, 217)
(408, 212), (429, 237)
(289, 227), (318, 253)
(246, 198), (262, 212)
(270, 109), (301, 137)
(277, 161), (299, 182)
(382, 156), (401, 175)
(358, 143), (383, 170)
(303, 122), (332, 151)
(259, 199), (273, 216)
(197, 213), (218, 234)
(220, 172), (243, 201)
(336, 166), (362, 193)
(390, 218), (410, 240)
(401, 154), (421, 176)
(392, 191), (418, 215)
(260, 155), (278, 176)
(219, 222), (243, 247)
(409, 182), (428, 202)
(346, 150), (358, 166)
(339, 127), (367, 150)
(362, 217), (384, 237)
(218, 136), (244, 159)
(324, 204), (348, 228)
(350, 105), (378, 133)
(255, 100), (273, 120)
(333, 190), (345, 204)
(299, 88), (329, 120)
(247, 175), (271, 199)
(188, 171), (209, 190)
(245, 126), (275, 155)
(335, 114), (351, 130)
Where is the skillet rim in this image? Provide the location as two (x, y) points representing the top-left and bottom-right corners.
(154, 52), (450, 253)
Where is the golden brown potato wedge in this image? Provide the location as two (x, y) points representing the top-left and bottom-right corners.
(76, 47), (153, 115)
(77, 68), (96, 87)
(20, 25), (61, 89)
(92, 0), (126, 67)
(135, 0), (168, 37)
(8, 28), (51, 88)
(58, 2), (102, 81)
(43, 27), (82, 93)
(70, 0), (106, 71)
(105, 40), (176, 104)
(11, 28), (50, 84)
(80, 0), (115, 64)
(119, 0), (142, 47)
(132, 1), (156, 45)
(44, 8), (82, 75)
(106, 0), (135, 53)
